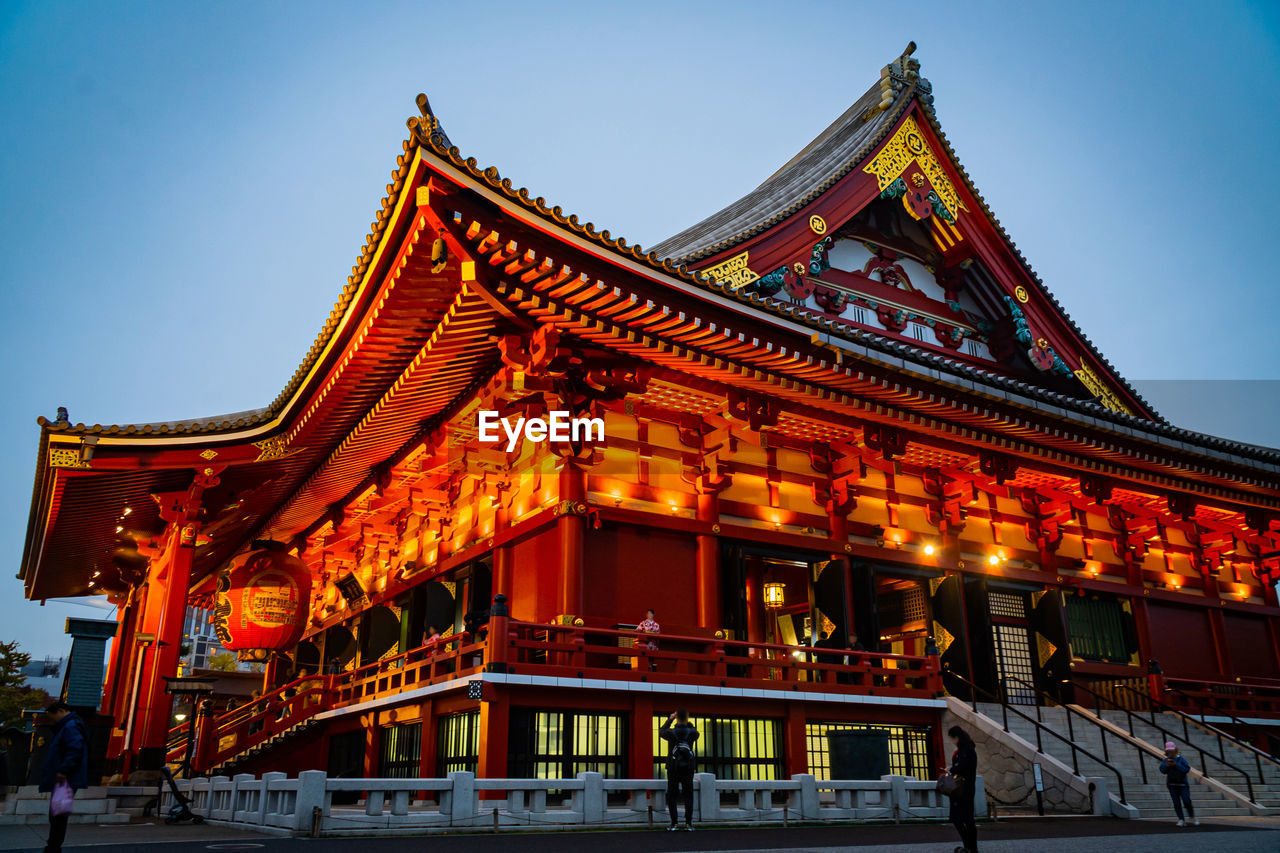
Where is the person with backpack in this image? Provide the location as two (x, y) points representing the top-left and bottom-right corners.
(1160, 741), (1199, 827)
(659, 709), (699, 831)
(39, 701), (90, 853)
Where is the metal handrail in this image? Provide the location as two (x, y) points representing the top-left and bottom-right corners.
(1003, 675), (1148, 784)
(943, 669), (1128, 805)
(1110, 682), (1278, 781)
(1067, 678), (1257, 803)
(1158, 682), (1280, 762)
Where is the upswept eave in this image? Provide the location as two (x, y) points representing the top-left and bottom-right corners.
(23, 50), (1280, 601)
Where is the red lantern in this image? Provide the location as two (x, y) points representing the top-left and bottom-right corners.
(214, 543), (311, 655)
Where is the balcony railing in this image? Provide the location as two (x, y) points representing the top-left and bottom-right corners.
(169, 609), (941, 772)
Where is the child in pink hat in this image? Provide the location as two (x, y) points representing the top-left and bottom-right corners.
(1159, 742), (1199, 827)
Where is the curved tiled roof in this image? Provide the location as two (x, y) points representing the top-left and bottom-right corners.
(649, 75), (903, 261)
(640, 46), (1164, 424)
(32, 49), (1277, 471)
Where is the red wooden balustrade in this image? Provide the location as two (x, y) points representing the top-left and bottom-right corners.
(167, 621), (941, 771)
(1162, 675), (1280, 718)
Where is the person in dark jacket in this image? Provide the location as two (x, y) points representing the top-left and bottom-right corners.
(659, 709), (699, 831)
(1159, 741), (1199, 826)
(946, 724), (978, 853)
(39, 701), (90, 853)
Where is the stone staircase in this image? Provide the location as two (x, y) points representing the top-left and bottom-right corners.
(974, 703), (1276, 819)
(1091, 708), (1280, 811)
(0, 785), (136, 825)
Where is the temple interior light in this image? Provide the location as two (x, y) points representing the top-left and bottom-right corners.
(987, 554), (1000, 566)
(763, 582), (786, 608)
(923, 543), (936, 557)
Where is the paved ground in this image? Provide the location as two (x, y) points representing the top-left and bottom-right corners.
(0, 816), (1277, 852)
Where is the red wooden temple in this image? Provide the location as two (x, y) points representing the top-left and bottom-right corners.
(20, 44), (1280, 783)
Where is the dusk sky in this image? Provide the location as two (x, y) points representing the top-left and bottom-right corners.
(1, 1), (1277, 660)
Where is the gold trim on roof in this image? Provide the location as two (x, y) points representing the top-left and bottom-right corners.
(703, 250), (759, 291)
(1075, 364), (1133, 416)
(863, 115), (966, 222)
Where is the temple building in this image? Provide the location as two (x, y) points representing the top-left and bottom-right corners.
(20, 45), (1280, 789)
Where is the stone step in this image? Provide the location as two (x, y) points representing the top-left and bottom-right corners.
(0, 813), (130, 825)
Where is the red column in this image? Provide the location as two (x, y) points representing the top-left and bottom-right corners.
(784, 703), (808, 776)
(745, 558), (764, 644)
(695, 492), (721, 629)
(476, 686), (510, 779)
(134, 524), (197, 767)
(558, 464), (586, 619)
(191, 699), (218, 775)
(362, 712), (380, 776)
(1208, 607), (1232, 676)
(630, 694), (655, 778)
(418, 699), (437, 780)
(99, 599), (131, 717)
(493, 496), (512, 601)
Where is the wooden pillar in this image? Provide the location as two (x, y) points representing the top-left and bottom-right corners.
(630, 694), (655, 778)
(1208, 607), (1232, 676)
(476, 686), (510, 779)
(558, 464), (586, 618)
(784, 703), (808, 777)
(418, 699), (437, 781)
(134, 523), (198, 767)
(362, 712), (380, 777)
(105, 590), (144, 762)
(745, 558), (764, 644)
(191, 699), (218, 775)
(695, 492), (721, 628)
(493, 496), (513, 601)
(828, 505), (855, 637)
(100, 597), (132, 718)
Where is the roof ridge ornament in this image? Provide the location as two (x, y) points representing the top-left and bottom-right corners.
(407, 92), (453, 150)
(869, 41), (932, 118)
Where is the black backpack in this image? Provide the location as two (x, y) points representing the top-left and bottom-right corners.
(670, 740), (695, 773)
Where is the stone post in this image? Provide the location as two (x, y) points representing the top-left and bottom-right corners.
(293, 770), (327, 834)
(694, 772), (718, 823)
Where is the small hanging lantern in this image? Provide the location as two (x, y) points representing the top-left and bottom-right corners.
(763, 582), (786, 609)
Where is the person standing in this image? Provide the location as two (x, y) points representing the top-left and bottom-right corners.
(637, 609), (661, 671)
(946, 724), (979, 853)
(1160, 741), (1199, 827)
(659, 709), (699, 831)
(39, 702), (89, 853)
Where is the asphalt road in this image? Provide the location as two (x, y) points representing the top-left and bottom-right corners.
(1, 817), (1278, 852)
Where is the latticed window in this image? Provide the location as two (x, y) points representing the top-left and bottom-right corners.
(509, 711), (626, 779)
(436, 711), (479, 775)
(992, 624), (1036, 705)
(804, 722), (933, 781)
(651, 715), (782, 780)
(378, 722), (421, 778)
(1066, 596), (1131, 664)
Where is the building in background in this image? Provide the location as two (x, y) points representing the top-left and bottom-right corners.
(182, 606), (226, 671)
(21, 657), (63, 699)
(18, 45), (1280, 785)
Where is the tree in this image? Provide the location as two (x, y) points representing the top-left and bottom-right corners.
(0, 640), (55, 728)
(207, 652), (238, 672)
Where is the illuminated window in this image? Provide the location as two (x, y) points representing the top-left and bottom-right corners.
(651, 715), (782, 780)
(378, 722), (421, 778)
(805, 722), (933, 781)
(436, 712), (479, 775)
(510, 711), (626, 780)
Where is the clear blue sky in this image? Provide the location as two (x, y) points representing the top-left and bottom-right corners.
(1, 1), (1277, 660)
